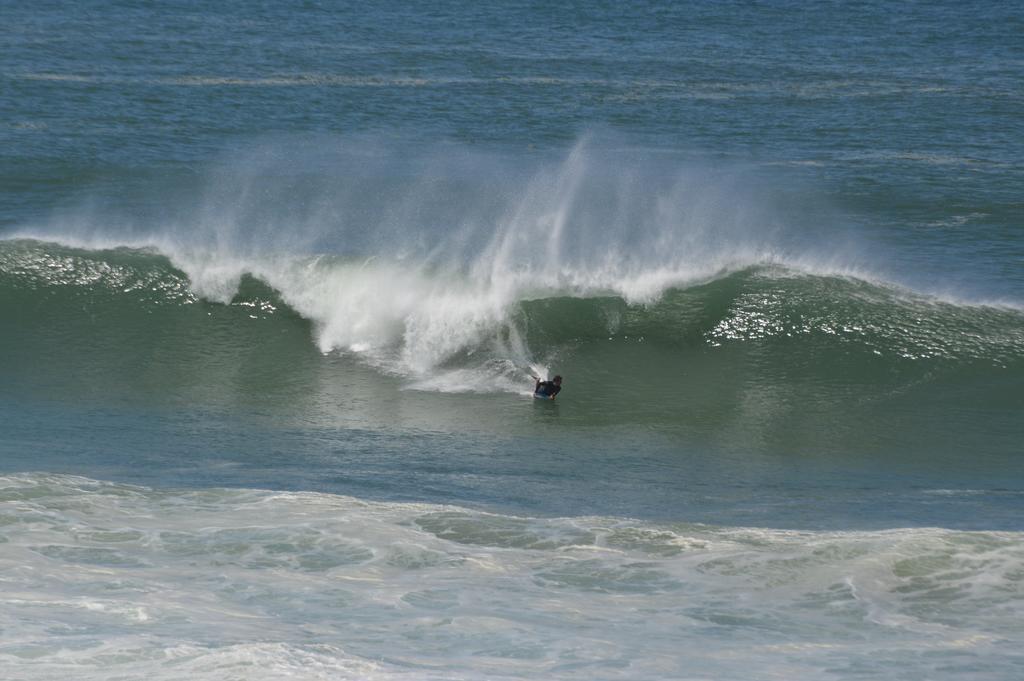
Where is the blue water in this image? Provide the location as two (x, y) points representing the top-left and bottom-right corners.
(2, 1), (1023, 679)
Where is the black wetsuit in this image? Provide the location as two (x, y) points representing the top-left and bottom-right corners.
(535, 381), (561, 398)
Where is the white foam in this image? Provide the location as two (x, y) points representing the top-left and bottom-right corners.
(1, 474), (1022, 681)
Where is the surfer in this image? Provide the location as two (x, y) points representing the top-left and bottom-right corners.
(533, 375), (563, 400)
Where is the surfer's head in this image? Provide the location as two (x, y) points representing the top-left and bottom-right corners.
(553, 375), (562, 385)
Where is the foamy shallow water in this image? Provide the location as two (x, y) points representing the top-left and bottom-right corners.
(2, 474), (1021, 680)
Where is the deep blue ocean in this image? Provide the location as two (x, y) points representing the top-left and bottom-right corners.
(2, 2), (1023, 679)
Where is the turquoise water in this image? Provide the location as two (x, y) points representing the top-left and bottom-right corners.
(2, 1), (1023, 679)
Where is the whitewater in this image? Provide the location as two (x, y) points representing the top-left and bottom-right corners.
(3, 474), (1023, 681)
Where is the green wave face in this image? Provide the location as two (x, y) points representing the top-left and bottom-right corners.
(2, 238), (1022, 463)
(516, 270), (1023, 462)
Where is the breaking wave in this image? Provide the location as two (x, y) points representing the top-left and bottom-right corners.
(2, 138), (1021, 399)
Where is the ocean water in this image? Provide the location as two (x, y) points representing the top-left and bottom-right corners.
(2, 1), (1023, 679)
